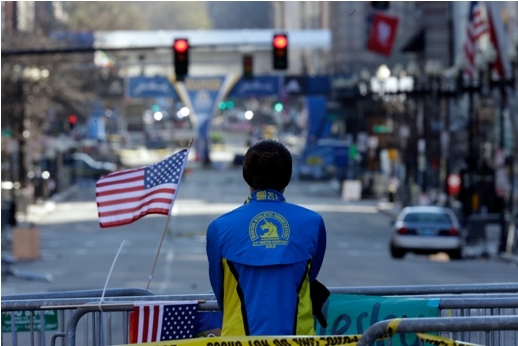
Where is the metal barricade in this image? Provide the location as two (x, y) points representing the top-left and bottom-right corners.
(3, 283), (518, 346)
(356, 315), (518, 346)
(1, 288), (154, 346)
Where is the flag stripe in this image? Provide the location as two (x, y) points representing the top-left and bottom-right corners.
(98, 197), (174, 217)
(129, 310), (138, 343)
(148, 306), (155, 342)
(144, 306), (150, 342)
(97, 184), (145, 198)
(99, 166), (144, 180)
(153, 305), (161, 341)
(98, 207), (171, 228)
(138, 306), (144, 343)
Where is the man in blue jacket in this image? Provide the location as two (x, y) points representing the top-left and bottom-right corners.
(206, 139), (327, 336)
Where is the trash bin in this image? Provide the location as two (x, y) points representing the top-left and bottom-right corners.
(12, 225), (40, 261)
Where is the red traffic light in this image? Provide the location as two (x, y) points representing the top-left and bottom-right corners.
(273, 35), (288, 49)
(68, 114), (78, 124)
(174, 39), (189, 53)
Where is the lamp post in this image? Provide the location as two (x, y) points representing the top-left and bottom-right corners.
(506, 35), (518, 254)
(406, 59), (430, 196)
(4, 65), (49, 191)
(483, 41), (515, 254)
(439, 64), (463, 204)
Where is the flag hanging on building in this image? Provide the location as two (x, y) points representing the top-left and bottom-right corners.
(96, 148), (190, 228)
(128, 301), (198, 344)
(485, 1), (512, 79)
(463, 1), (489, 78)
(367, 12), (399, 56)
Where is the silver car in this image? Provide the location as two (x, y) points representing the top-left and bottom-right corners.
(389, 206), (463, 259)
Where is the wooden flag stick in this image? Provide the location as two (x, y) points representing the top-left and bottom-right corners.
(146, 140), (193, 291)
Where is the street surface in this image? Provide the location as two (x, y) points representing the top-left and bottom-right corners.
(2, 148), (518, 297)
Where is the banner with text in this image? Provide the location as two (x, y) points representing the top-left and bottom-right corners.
(316, 294), (440, 346)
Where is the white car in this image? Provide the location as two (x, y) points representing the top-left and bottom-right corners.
(389, 206), (464, 259)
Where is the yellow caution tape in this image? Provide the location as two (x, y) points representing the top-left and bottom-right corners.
(416, 333), (484, 346)
(386, 318), (403, 336)
(116, 335), (367, 346)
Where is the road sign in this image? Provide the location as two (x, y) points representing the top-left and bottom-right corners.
(2, 310), (58, 332)
(447, 174), (461, 196)
(1, 129), (12, 137)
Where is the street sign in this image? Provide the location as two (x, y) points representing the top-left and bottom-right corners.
(372, 124), (392, 134)
(1, 129), (12, 137)
(2, 310), (58, 332)
(447, 174), (461, 196)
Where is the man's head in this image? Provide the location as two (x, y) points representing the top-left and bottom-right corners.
(242, 139), (292, 191)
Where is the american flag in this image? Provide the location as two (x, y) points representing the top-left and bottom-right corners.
(129, 301), (198, 344)
(463, 1), (488, 78)
(96, 148), (190, 228)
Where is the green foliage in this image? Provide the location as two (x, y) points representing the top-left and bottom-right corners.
(207, 2), (272, 29)
(138, 2), (212, 30)
(211, 131), (225, 144)
(66, 2), (147, 31)
(66, 2), (212, 31)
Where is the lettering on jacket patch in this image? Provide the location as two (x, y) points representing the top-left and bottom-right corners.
(248, 211), (290, 248)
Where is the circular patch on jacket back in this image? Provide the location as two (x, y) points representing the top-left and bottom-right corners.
(248, 211), (290, 248)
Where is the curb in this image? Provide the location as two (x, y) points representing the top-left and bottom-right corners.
(376, 202), (400, 219)
(19, 185), (80, 225)
(499, 252), (518, 265)
(49, 185), (80, 203)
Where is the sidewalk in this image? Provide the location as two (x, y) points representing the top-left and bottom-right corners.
(16, 185), (80, 225)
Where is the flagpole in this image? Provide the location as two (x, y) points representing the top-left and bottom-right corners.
(146, 139), (194, 291)
(146, 214), (172, 291)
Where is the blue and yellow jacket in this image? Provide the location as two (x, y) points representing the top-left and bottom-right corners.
(206, 189), (327, 336)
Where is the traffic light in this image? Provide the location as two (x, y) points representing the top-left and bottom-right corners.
(243, 55), (253, 80)
(68, 114), (78, 131)
(273, 102), (283, 112)
(173, 38), (189, 81)
(272, 33), (288, 70)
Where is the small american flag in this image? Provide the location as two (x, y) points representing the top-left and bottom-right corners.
(463, 1), (488, 78)
(96, 148), (190, 228)
(129, 301), (198, 344)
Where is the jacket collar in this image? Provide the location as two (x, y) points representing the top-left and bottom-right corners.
(244, 189), (286, 204)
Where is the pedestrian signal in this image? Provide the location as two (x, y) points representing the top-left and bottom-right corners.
(243, 55), (253, 80)
(173, 38), (189, 81)
(272, 33), (288, 70)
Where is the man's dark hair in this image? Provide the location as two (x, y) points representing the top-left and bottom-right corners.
(243, 139), (292, 191)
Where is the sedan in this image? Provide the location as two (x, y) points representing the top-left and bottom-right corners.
(389, 206), (463, 259)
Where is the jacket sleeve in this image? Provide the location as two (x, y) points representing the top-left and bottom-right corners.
(309, 216), (327, 281)
(206, 222), (223, 309)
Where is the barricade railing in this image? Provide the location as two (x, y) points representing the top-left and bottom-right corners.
(356, 315), (518, 346)
(3, 283), (518, 346)
(328, 282), (518, 295)
(1, 288), (154, 301)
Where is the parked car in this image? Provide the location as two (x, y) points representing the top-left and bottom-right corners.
(389, 206), (464, 259)
(65, 153), (117, 181)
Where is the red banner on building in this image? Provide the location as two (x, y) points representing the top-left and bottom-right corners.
(367, 12), (399, 56)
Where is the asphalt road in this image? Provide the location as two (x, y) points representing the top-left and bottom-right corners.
(2, 156), (518, 298)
